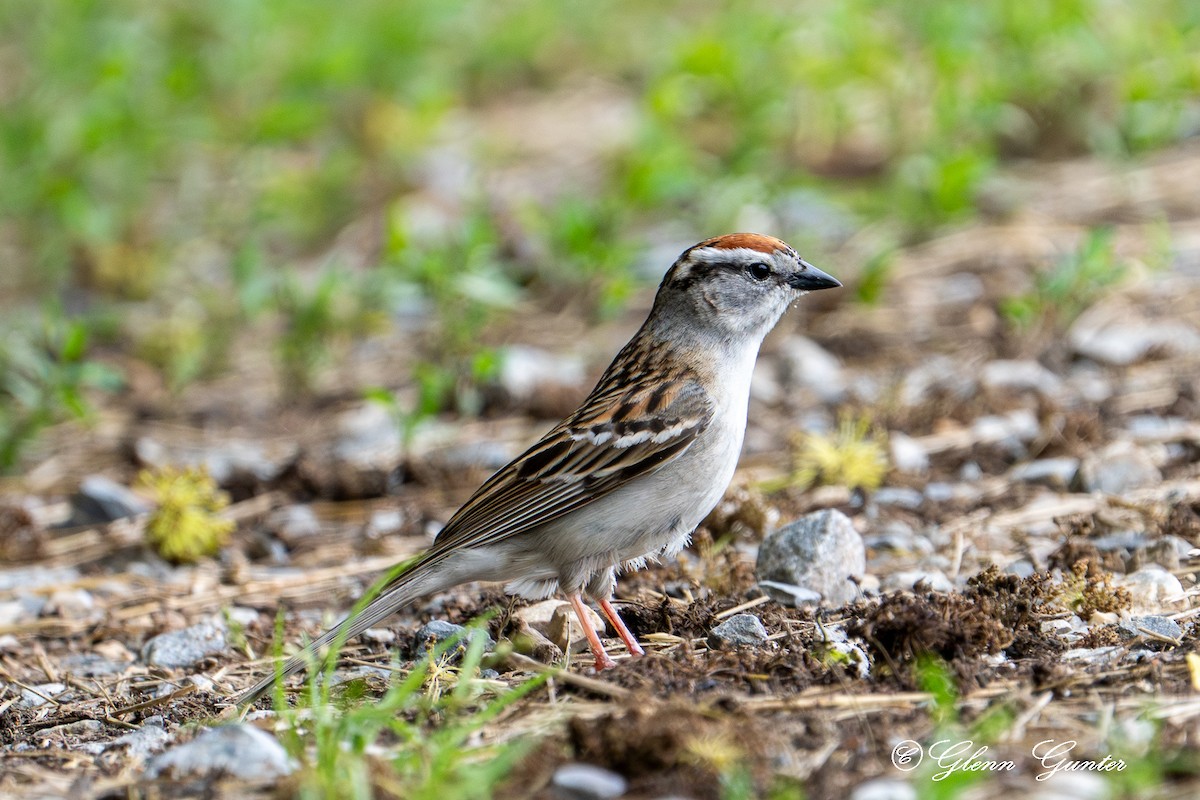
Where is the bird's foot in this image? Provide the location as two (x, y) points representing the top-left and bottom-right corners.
(599, 597), (645, 657)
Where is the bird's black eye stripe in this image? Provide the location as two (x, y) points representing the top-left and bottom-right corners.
(746, 262), (771, 281)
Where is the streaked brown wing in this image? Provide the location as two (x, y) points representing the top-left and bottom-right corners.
(429, 377), (713, 554)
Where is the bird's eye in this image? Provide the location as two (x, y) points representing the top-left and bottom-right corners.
(746, 262), (771, 281)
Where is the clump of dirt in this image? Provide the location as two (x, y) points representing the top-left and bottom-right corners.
(564, 701), (779, 799)
(847, 564), (1133, 687)
(609, 638), (827, 697)
(847, 590), (1012, 685)
(1162, 498), (1200, 545)
(619, 593), (720, 640)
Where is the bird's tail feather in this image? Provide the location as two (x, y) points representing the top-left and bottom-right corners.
(235, 552), (451, 708)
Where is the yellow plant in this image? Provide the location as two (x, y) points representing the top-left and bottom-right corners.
(785, 414), (889, 492)
(138, 467), (234, 563)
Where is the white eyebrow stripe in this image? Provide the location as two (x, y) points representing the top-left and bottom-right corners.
(689, 246), (778, 265)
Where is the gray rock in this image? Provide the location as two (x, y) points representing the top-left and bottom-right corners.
(18, 682), (69, 708)
(146, 724), (296, 780)
(871, 487), (924, 510)
(1010, 458), (1080, 489)
(1080, 441), (1161, 495)
(135, 437), (297, 490)
(851, 778), (916, 800)
(70, 475), (151, 524)
(888, 432), (929, 474)
(110, 716), (171, 762)
(1090, 530), (1149, 551)
(1118, 615), (1182, 642)
(44, 587), (96, 618)
(923, 482), (956, 503)
(755, 581), (822, 605)
(1139, 535), (1192, 571)
(332, 403), (403, 468)
(60, 652), (132, 677)
(1070, 315), (1200, 366)
(900, 356), (976, 406)
(1119, 566), (1184, 612)
(142, 618), (228, 668)
(882, 570), (954, 593)
(864, 522), (934, 556)
(981, 359), (1064, 397)
(496, 346), (585, 404)
(265, 505), (321, 545)
(971, 409), (1040, 447)
(1061, 646), (1123, 666)
(0, 596), (45, 626)
(551, 763), (628, 800)
(756, 510), (865, 606)
(0, 565), (80, 592)
(708, 614), (771, 649)
(777, 336), (846, 402)
(414, 620), (494, 656)
(958, 461), (983, 482)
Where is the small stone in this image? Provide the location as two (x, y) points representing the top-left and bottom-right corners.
(265, 505), (321, 546)
(1061, 646), (1123, 666)
(1118, 615), (1182, 642)
(708, 614), (771, 649)
(1010, 458), (1080, 490)
(888, 432), (929, 473)
(756, 509), (865, 606)
(70, 475), (151, 525)
(882, 570), (954, 593)
(551, 763), (628, 800)
(0, 565), (80, 592)
(60, 652), (132, 677)
(18, 682), (69, 708)
(44, 719), (105, 739)
(756, 581), (822, 605)
(44, 587), (96, 618)
(1138, 535), (1192, 571)
(1119, 566), (1184, 612)
(981, 359), (1064, 397)
(135, 437), (297, 491)
(414, 620), (494, 657)
(923, 482), (956, 503)
(142, 618), (228, 669)
(496, 346), (586, 405)
(1080, 441), (1161, 495)
(871, 487), (924, 510)
(851, 778), (916, 800)
(362, 628), (396, 644)
(900, 356), (975, 406)
(777, 336), (846, 402)
(864, 522), (934, 556)
(1070, 311), (1200, 366)
(146, 724), (296, 780)
(110, 716), (171, 762)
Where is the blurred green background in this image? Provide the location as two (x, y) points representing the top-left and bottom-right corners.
(1, 0), (1198, 471)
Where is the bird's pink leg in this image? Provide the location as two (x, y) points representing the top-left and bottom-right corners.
(569, 593), (616, 671)
(599, 598), (645, 657)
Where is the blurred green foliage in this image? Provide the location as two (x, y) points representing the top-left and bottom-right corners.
(1000, 227), (1127, 331)
(0, 0), (1197, 470)
(0, 312), (123, 470)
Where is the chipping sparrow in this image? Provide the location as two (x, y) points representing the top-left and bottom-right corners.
(236, 233), (839, 706)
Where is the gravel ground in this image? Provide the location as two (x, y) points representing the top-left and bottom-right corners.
(3, 142), (1200, 799)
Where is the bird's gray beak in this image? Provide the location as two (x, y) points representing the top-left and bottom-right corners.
(787, 259), (841, 291)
